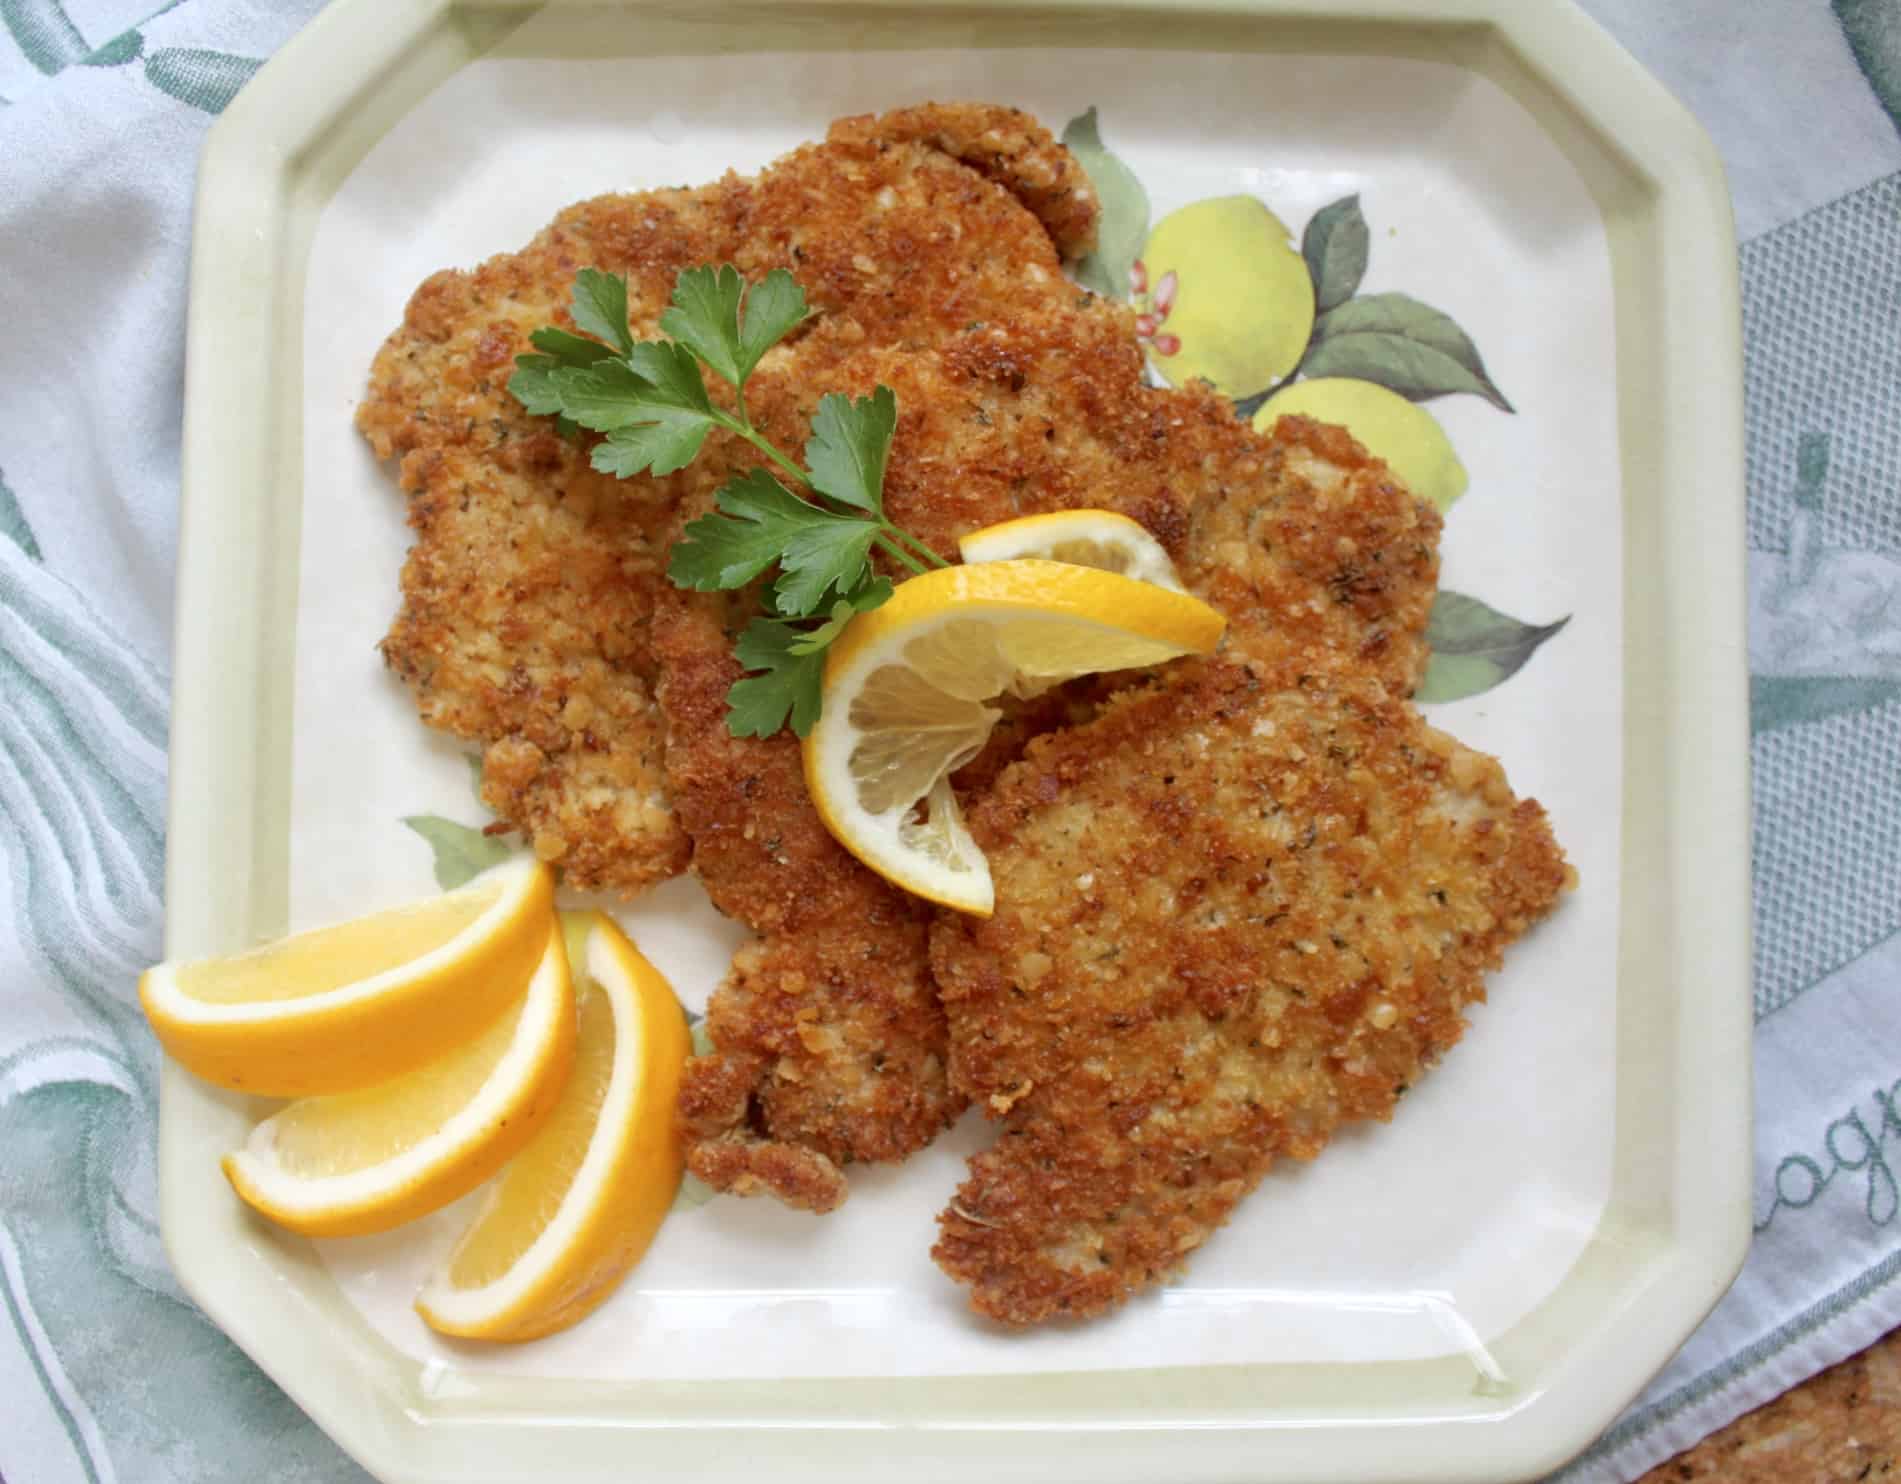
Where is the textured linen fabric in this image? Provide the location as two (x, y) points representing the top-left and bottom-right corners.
(0, 6), (364, 1481)
(1554, 3), (1901, 1479)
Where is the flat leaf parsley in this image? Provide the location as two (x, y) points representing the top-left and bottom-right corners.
(509, 264), (948, 738)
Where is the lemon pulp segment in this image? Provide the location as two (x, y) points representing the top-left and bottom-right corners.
(176, 894), (490, 1004)
(805, 561), (1225, 914)
(847, 618), (1195, 811)
(220, 927), (576, 1237)
(263, 995), (532, 1178)
(415, 914), (689, 1341)
(446, 984), (616, 1288)
(955, 510), (1187, 593)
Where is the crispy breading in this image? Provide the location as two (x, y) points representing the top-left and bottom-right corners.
(362, 99), (1462, 1215)
(929, 651), (1573, 1326)
(378, 442), (690, 888)
(827, 104), (1100, 263)
(881, 317), (1443, 693)
(654, 591), (957, 1212)
(648, 327), (1114, 1204)
(657, 313), (1450, 1203)
(1178, 414), (1442, 689)
(359, 102), (1099, 894)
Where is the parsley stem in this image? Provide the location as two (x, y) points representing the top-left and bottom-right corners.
(721, 416), (811, 491)
(875, 532), (930, 577)
(709, 410), (945, 579)
(883, 524), (949, 569)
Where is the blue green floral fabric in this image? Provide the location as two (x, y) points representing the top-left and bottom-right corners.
(0, 5), (362, 1481)
(2, 1), (1899, 1481)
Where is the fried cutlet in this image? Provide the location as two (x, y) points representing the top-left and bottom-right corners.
(362, 99), (1460, 1214)
(650, 324), (1134, 1209)
(655, 589), (952, 1212)
(656, 312), (1448, 1207)
(375, 440), (691, 889)
(879, 314), (1444, 698)
(358, 102), (1100, 894)
(928, 649), (1572, 1325)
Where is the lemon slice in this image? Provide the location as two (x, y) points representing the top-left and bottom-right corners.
(802, 560), (1226, 915)
(415, 913), (689, 1342)
(221, 929), (576, 1238)
(956, 509), (1186, 591)
(140, 858), (554, 1097)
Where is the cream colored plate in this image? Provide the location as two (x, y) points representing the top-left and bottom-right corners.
(164, 1), (1750, 1480)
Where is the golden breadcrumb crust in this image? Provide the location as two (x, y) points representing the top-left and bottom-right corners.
(930, 650), (1573, 1325)
(359, 103), (1099, 895)
(360, 102), (1561, 1265)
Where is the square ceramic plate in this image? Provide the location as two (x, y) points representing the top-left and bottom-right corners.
(163, 1), (1752, 1480)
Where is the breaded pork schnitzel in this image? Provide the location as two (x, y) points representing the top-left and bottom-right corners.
(358, 103), (1099, 894)
(361, 100), (1485, 1228)
(929, 643), (1572, 1324)
(657, 316), (1447, 1206)
(920, 397), (1565, 1321)
(656, 590), (949, 1212)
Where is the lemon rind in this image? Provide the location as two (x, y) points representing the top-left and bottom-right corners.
(413, 919), (672, 1337)
(220, 931), (574, 1237)
(956, 510), (1187, 593)
(804, 562), (1225, 916)
(141, 857), (548, 1028)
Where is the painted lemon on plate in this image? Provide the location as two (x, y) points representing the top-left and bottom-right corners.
(1254, 377), (1469, 513)
(1136, 195), (1315, 398)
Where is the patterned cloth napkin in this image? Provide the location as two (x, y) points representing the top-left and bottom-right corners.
(0, 2), (1895, 1480)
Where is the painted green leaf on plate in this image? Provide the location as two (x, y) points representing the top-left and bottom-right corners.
(1302, 293), (1514, 412)
(1416, 591), (1568, 703)
(1061, 107), (1150, 302)
(402, 814), (512, 889)
(1301, 194), (1369, 313)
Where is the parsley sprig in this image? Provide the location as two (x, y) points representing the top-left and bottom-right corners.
(508, 264), (948, 738)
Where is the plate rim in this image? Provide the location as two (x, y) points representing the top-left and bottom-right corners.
(163, 1), (1752, 1480)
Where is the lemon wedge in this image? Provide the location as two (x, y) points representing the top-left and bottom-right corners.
(415, 913), (689, 1342)
(956, 509), (1186, 591)
(140, 858), (555, 1097)
(802, 560), (1226, 915)
(220, 929), (576, 1237)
